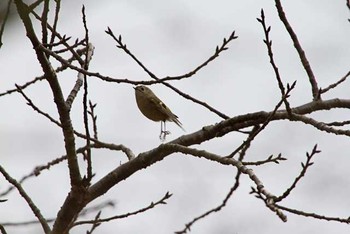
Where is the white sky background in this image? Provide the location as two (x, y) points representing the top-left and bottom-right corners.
(1, 0), (350, 233)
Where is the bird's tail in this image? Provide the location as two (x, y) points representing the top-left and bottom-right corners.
(172, 117), (185, 132)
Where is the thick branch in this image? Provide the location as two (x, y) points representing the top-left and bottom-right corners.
(14, 0), (81, 187)
(86, 98), (350, 203)
(14, 1), (85, 233)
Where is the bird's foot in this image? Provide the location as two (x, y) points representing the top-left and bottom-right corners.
(159, 130), (171, 141)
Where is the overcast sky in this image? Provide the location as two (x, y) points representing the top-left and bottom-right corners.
(1, 1), (350, 234)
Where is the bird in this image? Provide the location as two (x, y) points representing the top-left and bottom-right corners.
(134, 85), (185, 139)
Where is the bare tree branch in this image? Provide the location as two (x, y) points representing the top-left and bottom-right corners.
(227, 81), (296, 158)
(291, 113), (350, 137)
(72, 192), (172, 228)
(275, 144), (320, 202)
(0, 165), (51, 233)
(0, 153), (66, 197)
(275, 0), (319, 100)
(85, 211), (101, 234)
(176, 173), (241, 234)
(4, 1), (350, 232)
(0, 142), (134, 198)
(1, 77), (44, 97)
(105, 27), (231, 120)
(276, 204), (350, 224)
(176, 125), (256, 233)
(326, 120), (350, 127)
(168, 144), (286, 221)
(48, 0), (61, 50)
(320, 70), (350, 94)
(15, 0), (82, 189)
(30, 9), (85, 65)
(258, 9), (292, 114)
(243, 153), (287, 166)
(40, 0), (49, 47)
(88, 101), (99, 139)
(105, 27), (237, 82)
(0, 200), (115, 228)
(0, 45), (88, 98)
(81, 6), (93, 184)
(16, 82), (135, 161)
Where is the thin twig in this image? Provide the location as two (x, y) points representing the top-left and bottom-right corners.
(275, 0), (319, 100)
(106, 27), (230, 120)
(1, 77), (44, 97)
(86, 211), (102, 234)
(325, 120), (350, 127)
(82, 5), (93, 183)
(79, 200), (116, 217)
(176, 126), (255, 233)
(15, 84), (61, 125)
(0, 153), (67, 197)
(320, 70), (350, 94)
(258, 9), (292, 114)
(52, 38), (85, 54)
(1, 200), (114, 227)
(30, 9), (85, 65)
(16, 83), (135, 160)
(0, 165), (51, 233)
(291, 113), (350, 137)
(0, 145), (91, 198)
(227, 81), (296, 158)
(48, 0), (61, 50)
(0, 142), (134, 198)
(0, 49), (86, 98)
(106, 27), (237, 82)
(88, 101), (98, 139)
(275, 144), (320, 202)
(163, 144), (286, 222)
(1, 219), (54, 226)
(243, 153), (287, 166)
(40, 0), (49, 47)
(72, 192), (172, 228)
(176, 172), (241, 234)
(276, 204), (350, 224)
(36, 41), (227, 121)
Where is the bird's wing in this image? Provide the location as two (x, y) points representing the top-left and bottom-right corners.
(150, 97), (185, 131)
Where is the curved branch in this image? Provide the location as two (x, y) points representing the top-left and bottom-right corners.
(86, 98), (350, 203)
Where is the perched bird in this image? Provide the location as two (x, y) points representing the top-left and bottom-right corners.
(134, 85), (185, 139)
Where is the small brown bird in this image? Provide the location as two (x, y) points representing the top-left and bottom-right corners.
(134, 85), (185, 139)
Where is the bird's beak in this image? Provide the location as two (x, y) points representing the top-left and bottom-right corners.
(133, 86), (136, 90)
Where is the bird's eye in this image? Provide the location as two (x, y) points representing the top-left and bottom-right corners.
(140, 87), (144, 91)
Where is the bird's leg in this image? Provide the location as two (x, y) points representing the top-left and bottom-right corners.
(163, 122), (171, 136)
(159, 121), (165, 140)
(159, 121), (171, 141)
